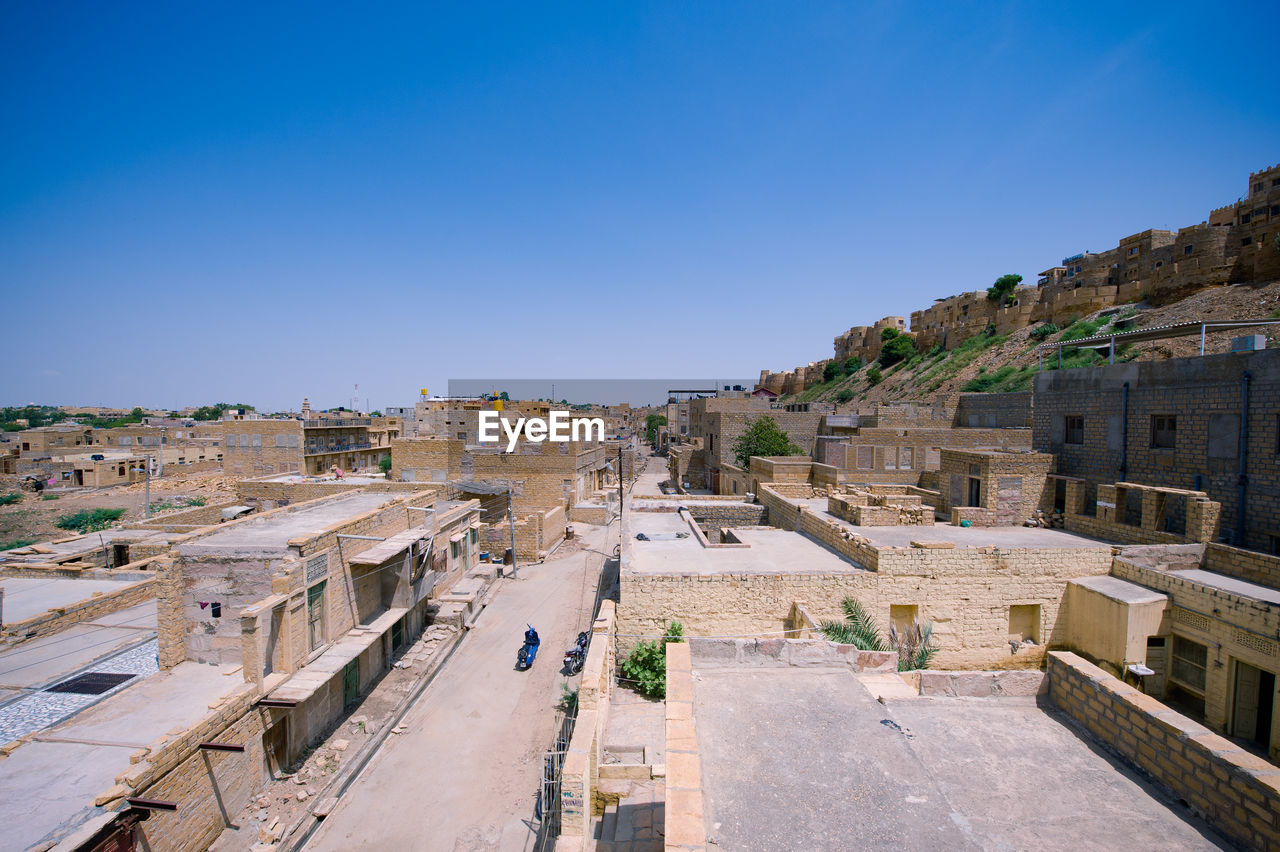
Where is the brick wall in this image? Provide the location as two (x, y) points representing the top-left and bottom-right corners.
(392, 437), (609, 516)
(1203, 542), (1280, 587)
(663, 641), (706, 852)
(1047, 651), (1279, 849)
(1109, 556), (1280, 754)
(221, 420), (305, 476)
(122, 686), (269, 852)
(1034, 349), (1280, 552)
(556, 601), (616, 847)
(936, 449), (1053, 524)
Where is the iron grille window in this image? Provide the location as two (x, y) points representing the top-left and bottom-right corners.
(1170, 635), (1207, 693)
(1064, 415), (1084, 445)
(1151, 415), (1176, 449)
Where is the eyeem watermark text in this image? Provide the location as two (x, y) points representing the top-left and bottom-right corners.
(477, 411), (606, 452)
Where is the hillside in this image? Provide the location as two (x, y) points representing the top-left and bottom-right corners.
(781, 280), (1280, 406)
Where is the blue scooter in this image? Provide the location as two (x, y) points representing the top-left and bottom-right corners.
(517, 625), (540, 670)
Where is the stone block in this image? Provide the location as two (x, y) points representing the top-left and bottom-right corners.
(783, 639), (834, 667)
(856, 650), (898, 672)
(740, 638), (786, 666)
(918, 671), (955, 696)
(951, 672), (998, 697)
(994, 670), (1046, 696)
(688, 638), (737, 666)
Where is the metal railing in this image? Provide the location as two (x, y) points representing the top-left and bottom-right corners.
(304, 442), (373, 456)
(304, 418), (372, 428)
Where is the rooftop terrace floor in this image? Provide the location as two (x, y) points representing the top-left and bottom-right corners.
(0, 576), (150, 623)
(180, 491), (399, 554)
(1169, 567), (1280, 605)
(629, 512), (867, 576)
(694, 667), (1229, 850)
(0, 601), (157, 691)
(0, 660), (242, 851)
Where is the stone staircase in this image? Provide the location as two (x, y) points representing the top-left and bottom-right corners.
(592, 780), (664, 851)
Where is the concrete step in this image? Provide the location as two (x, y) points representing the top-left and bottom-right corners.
(599, 803), (618, 843)
(613, 800), (635, 841)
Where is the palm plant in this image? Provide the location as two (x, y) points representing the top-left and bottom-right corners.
(889, 620), (938, 671)
(819, 598), (888, 652)
(821, 596), (938, 671)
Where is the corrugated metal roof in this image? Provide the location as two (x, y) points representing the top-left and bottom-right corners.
(1035, 319), (1280, 350)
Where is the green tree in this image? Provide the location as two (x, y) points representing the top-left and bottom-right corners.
(835, 389), (854, 403)
(822, 361), (839, 382)
(732, 416), (802, 468)
(379, 456), (393, 474)
(877, 335), (917, 368)
(986, 273), (1023, 304)
(866, 366), (883, 386)
(644, 414), (667, 445)
(498, 391), (510, 401)
(843, 356), (861, 375)
(880, 327), (900, 341)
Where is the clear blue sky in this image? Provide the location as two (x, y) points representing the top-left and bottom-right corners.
(3, 1), (1277, 412)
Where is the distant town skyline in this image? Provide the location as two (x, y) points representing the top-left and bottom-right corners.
(3, 2), (1278, 411)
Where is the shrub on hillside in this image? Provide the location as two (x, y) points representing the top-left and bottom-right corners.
(56, 508), (126, 533)
(877, 335), (917, 368)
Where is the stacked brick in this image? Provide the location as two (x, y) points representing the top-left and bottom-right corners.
(1048, 651), (1280, 849)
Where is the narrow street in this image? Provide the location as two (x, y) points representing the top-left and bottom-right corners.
(302, 515), (616, 852)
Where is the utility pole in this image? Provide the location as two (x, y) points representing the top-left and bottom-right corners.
(143, 455), (152, 519)
(617, 446), (624, 551)
(507, 487), (518, 580)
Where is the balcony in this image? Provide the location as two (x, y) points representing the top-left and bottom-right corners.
(304, 418), (372, 428)
(304, 442), (373, 456)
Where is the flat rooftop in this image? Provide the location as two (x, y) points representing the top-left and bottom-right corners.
(253, 473), (385, 485)
(0, 601), (156, 693)
(629, 512), (867, 576)
(0, 576), (151, 623)
(1072, 574), (1169, 605)
(694, 667), (1228, 850)
(1168, 568), (1280, 606)
(0, 528), (165, 564)
(0, 660), (242, 851)
(797, 496), (1111, 549)
(179, 492), (400, 555)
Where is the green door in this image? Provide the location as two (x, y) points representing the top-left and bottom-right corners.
(342, 660), (359, 706)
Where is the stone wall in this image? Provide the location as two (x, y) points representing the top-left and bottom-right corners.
(221, 419), (305, 476)
(684, 502), (767, 529)
(1109, 556), (1280, 758)
(816, 425), (1032, 486)
(1203, 542), (1280, 588)
(663, 641), (706, 852)
(1034, 349), (1280, 552)
(0, 576), (157, 644)
(128, 688), (267, 852)
(936, 449), (1053, 524)
(130, 500), (246, 531)
(1047, 651), (1279, 850)
(391, 437), (609, 516)
(556, 601), (616, 848)
(621, 488), (1115, 668)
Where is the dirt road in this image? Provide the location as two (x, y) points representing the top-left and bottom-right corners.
(302, 521), (611, 852)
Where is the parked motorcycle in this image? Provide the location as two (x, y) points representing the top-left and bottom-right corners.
(563, 631), (589, 675)
(517, 625), (540, 670)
